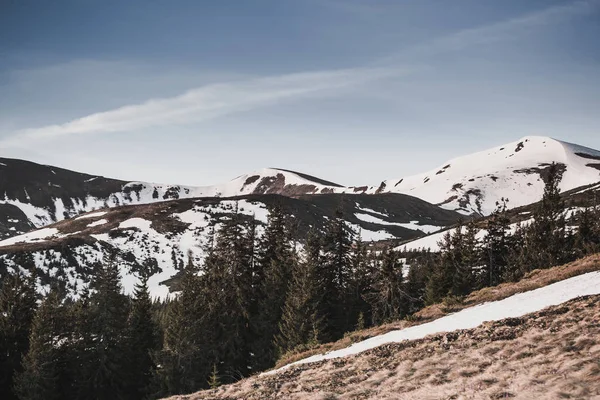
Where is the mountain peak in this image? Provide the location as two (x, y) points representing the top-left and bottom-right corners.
(367, 136), (600, 215)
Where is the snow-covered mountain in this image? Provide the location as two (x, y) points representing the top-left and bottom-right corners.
(360, 136), (600, 215)
(0, 158), (342, 239)
(0, 193), (461, 299)
(2, 135), (599, 240)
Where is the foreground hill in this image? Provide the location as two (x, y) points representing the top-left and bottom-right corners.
(0, 158), (342, 240)
(0, 193), (461, 298)
(172, 255), (600, 399)
(182, 295), (600, 400)
(364, 136), (600, 215)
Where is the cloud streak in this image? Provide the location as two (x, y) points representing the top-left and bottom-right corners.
(0, 67), (402, 147)
(429, 0), (599, 52)
(380, 0), (600, 62)
(3, 0), (598, 148)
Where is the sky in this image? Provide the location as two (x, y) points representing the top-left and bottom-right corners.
(1, 0), (599, 187)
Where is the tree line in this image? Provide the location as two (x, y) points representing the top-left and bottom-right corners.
(1, 164), (599, 399)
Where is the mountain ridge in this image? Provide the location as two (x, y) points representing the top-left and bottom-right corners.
(2, 135), (599, 240)
(359, 136), (600, 214)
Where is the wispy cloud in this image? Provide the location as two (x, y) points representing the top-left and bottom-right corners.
(3, 0), (598, 148)
(380, 0), (600, 62)
(429, 0), (599, 52)
(0, 67), (402, 147)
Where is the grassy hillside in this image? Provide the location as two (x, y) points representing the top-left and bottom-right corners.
(168, 253), (600, 400)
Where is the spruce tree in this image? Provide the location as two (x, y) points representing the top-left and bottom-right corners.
(199, 211), (256, 383)
(425, 230), (455, 305)
(275, 230), (324, 356)
(154, 253), (207, 396)
(425, 219), (477, 304)
(252, 204), (294, 370)
(72, 260), (129, 400)
(348, 234), (373, 329)
(320, 207), (354, 340)
(404, 250), (435, 314)
(207, 364), (221, 389)
(521, 163), (567, 272)
(505, 222), (527, 281)
(574, 202), (600, 256)
(481, 199), (512, 287)
(124, 276), (159, 400)
(366, 247), (407, 325)
(451, 220), (478, 297)
(14, 286), (67, 400)
(0, 268), (37, 400)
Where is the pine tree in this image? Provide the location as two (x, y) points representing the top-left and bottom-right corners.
(207, 364), (221, 389)
(0, 268), (37, 400)
(124, 276), (159, 400)
(198, 211), (256, 383)
(154, 253), (207, 396)
(521, 163), (567, 272)
(275, 230), (324, 356)
(366, 247), (407, 325)
(320, 207), (354, 340)
(252, 204), (294, 370)
(348, 234), (374, 329)
(451, 220), (478, 297)
(14, 286), (67, 400)
(481, 199), (512, 287)
(71, 260), (129, 400)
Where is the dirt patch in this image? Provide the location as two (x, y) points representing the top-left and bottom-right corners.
(514, 141), (524, 152)
(243, 175), (261, 186)
(586, 163), (600, 171)
(374, 181), (386, 194)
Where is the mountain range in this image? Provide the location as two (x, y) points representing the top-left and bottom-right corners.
(1, 135), (599, 298)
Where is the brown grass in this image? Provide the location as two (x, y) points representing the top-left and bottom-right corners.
(274, 253), (600, 368)
(166, 294), (600, 400)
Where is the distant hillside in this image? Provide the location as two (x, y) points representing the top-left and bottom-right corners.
(0, 193), (462, 299)
(361, 136), (600, 215)
(0, 158), (343, 240)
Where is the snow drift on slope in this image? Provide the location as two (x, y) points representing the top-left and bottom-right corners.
(272, 270), (600, 373)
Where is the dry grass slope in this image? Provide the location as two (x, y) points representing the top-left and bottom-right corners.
(276, 254), (600, 368)
(163, 253), (600, 400)
(168, 294), (600, 400)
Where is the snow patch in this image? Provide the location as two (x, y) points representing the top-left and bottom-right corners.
(87, 219), (108, 228)
(75, 211), (108, 220)
(0, 228), (60, 247)
(273, 271), (600, 373)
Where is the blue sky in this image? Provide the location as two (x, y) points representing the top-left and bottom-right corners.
(1, 0), (599, 186)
